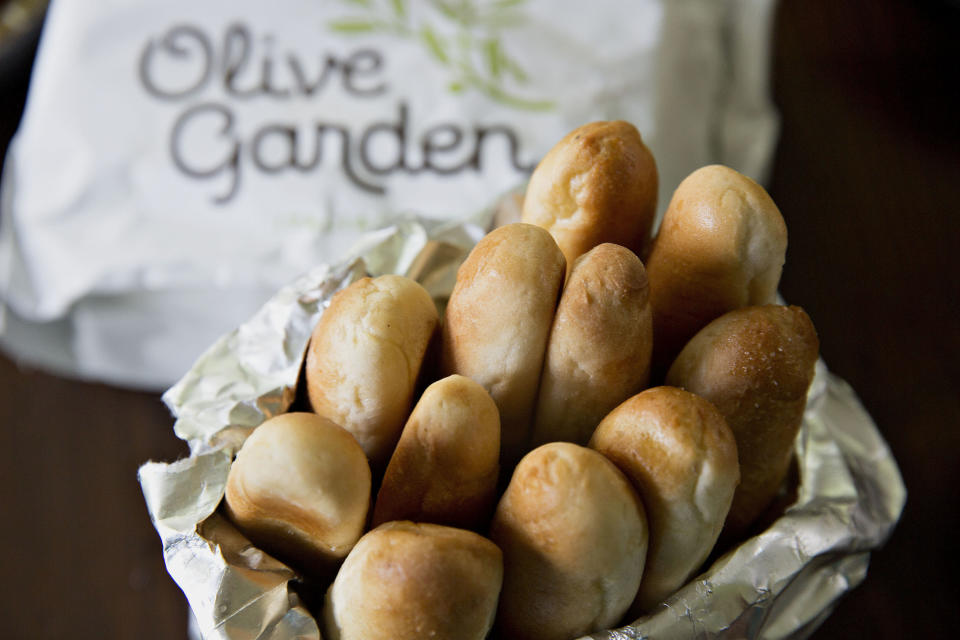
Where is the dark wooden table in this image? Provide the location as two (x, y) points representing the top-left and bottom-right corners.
(1, 0), (956, 637)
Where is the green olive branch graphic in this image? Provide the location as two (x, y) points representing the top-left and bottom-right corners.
(329, 0), (555, 112)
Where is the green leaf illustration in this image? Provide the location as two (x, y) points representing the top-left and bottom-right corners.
(430, 0), (463, 23)
(433, 0), (481, 27)
(503, 56), (528, 83)
(483, 39), (503, 79)
(456, 0), (479, 23)
(484, 84), (554, 111)
(493, 0), (527, 8)
(331, 0), (554, 112)
(329, 18), (380, 33)
(421, 25), (450, 63)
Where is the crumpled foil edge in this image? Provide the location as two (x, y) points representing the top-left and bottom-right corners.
(139, 217), (906, 640)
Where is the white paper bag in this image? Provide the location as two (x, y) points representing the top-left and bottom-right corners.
(0, 0), (779, 389)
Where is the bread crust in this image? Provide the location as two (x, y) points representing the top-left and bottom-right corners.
(323, 521), (503, 640)
(490, 442), (648, 640)
(666, 305), (819, 535)
(521, 120), (658, 269)
(305, 275), (438, 468)
(372, 374), (500, 529)
(645, 165), (787, 371)
(531, 243), (653, 447)
(224, 412), (371, 577)
(590, 387), (739, 612)
(440, 223), (565, 466)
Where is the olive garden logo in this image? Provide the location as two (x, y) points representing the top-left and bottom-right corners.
(137, 1), (552, 205)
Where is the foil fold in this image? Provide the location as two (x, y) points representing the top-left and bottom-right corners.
(139, 219), (905, 640)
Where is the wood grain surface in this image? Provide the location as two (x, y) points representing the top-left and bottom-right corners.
(0, 0), (957, 638)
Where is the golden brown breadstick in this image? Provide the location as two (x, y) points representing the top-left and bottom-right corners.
(440, 223), (565, 467)
(305, 274), (438, 468)
(646, 165), (787, 372)
(590, 387), (739, 612)
(224, 412), (371, 577)
(372, 374), (500, 530)
(666, 305), (818, 535)
(491, 443), (648, 640)
(530, 243), (653, 447)
(521, 120), (658, 269)
(323, 521), (503, 640)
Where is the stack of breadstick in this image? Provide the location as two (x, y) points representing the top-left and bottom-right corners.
(221, 121), (820, 640)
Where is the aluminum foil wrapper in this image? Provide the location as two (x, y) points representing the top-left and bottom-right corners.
(139, 218), (905, 640)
